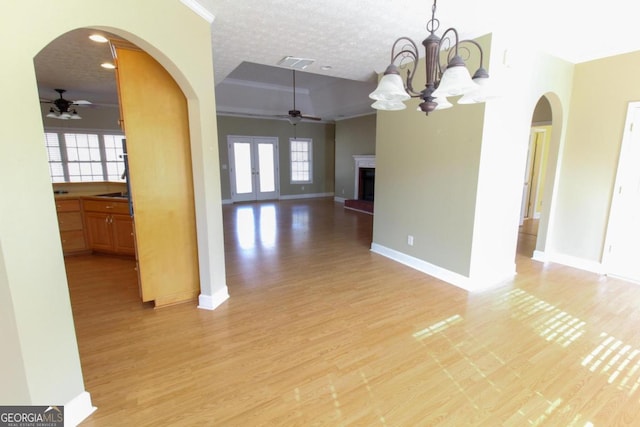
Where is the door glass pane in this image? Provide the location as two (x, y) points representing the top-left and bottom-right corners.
(258, 143), (275, 192)
(234, 142), (253, 194)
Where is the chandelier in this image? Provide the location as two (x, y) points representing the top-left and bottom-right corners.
(369, 0), (491, 115)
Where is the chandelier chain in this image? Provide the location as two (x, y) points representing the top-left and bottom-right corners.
(426, 0), (439, 34)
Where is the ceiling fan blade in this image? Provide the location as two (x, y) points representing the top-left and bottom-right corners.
(300, 114), (322, 121)
(73, 100), (92, 105)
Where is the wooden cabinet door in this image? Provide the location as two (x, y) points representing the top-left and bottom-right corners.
(112, 214), (136, 256)
(60, 230), (88, 253)
(85, 212), (114, 252)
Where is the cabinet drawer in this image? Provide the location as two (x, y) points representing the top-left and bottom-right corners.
(60, 230), (87, 252)
(55, 199), (81, 212)
(83, 199), (130, 215)
(57, 212), (84, 231)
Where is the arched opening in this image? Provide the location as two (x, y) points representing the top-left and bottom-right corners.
(517, 92), (564, 261)
(35, 27), (200, 307)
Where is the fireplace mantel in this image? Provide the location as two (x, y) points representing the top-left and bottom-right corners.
(353, 155), (375, 199)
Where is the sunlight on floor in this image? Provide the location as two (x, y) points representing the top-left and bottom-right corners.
(582, 332), (640, 394)
(412, 314), (463, 340)
(495, 289), (585, 347)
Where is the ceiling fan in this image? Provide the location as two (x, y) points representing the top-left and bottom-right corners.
(285, 70), (321, 125)
(41, 88), (92, 120)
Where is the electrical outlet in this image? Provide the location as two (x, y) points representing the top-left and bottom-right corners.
(407, 235), (414, 246)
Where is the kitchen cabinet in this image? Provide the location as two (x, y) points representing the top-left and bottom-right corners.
(82, 198), (135, 256)
(55, 198), (88, 255)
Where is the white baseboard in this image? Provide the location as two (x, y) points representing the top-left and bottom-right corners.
(334, 196), (346, 203)
(344, 206), (373, 215)
(532, 250), (547, 262)
(279, 192), (334, 200)
(198, 288), (230, 311)
(535, 250), (604, 274)
(225, 194), (334, 204)
(64, 391), (96, 427)
(370, 243), (514, 292)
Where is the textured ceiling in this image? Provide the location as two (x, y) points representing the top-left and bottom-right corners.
(33, 0), (640, 122)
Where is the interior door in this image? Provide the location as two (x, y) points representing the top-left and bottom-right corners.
(520, 129), (546, 225)
(520, 131), (537, 225)
(113, 40), (200, 307)
(603, 102), (640, 282)
(228, 136), (279, 202)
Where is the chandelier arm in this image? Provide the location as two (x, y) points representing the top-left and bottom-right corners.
(456, 39), (485, 68)
(390, 37), (419, 63)
(439, 27), (460, 65)
(389, 37), (422, 97)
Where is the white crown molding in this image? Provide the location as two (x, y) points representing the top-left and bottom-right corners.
(333, 111), (377, 121)
(180, 0), (215, 23)
(221, 77), (310, 95)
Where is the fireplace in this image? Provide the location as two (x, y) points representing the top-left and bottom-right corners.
(359, 167), (375, 201)
(344, 155), (375, 214)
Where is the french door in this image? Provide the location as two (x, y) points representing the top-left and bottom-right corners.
(228, 136), (279, 202)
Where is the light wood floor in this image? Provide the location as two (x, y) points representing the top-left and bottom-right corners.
(72, 199), (640, 426)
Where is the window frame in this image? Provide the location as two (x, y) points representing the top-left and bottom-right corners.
(44, 128), (126, 183)
(289, 137), (313, 184)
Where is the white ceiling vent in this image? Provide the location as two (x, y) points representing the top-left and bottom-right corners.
(277, 56), (315, 70)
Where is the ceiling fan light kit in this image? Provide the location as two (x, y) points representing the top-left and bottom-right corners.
(369, 0), (493, 115)
(42, 88), (88, 120)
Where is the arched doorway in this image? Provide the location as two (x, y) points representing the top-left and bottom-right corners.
(518, 96), (552, 257)
(517, 92), (564, 262)
(1, 2), (226, 423)
(36, 28), (201, 306)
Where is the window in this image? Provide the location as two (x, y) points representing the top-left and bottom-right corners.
(44, 130), (125, 182)
(290, 138), (312, 184)
(44, 133), (65, 182)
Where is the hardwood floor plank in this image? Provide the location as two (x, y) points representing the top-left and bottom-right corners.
(69, 199), (640, 425)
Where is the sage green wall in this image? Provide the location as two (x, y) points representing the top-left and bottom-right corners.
(216, 116), (335, 200)
(372, 36), (489, 277)
(334, 114), (377, 199)
(1, 0), (223, 415)
(552, 51), (640, 262)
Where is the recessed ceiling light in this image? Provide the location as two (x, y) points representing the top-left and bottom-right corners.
(89, 34), (109, 43)
(101, 62), (116, 69)
(321, 65), (332, 71)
